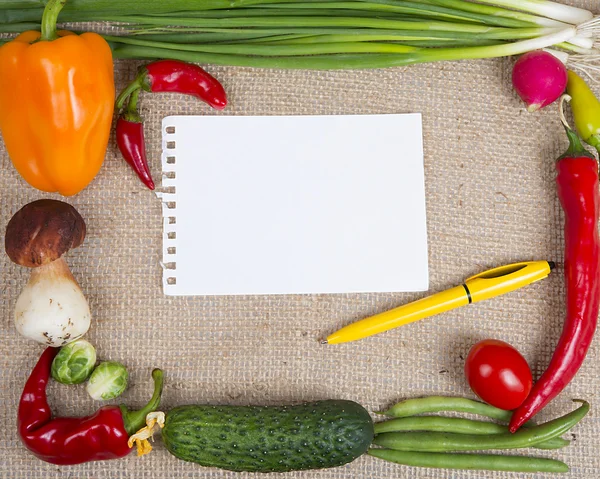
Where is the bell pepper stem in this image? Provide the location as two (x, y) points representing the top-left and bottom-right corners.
(120, 369), (164, 436)
(40, 0), (67, 42)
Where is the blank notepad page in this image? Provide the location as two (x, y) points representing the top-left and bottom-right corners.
(161, 114), (428, 296)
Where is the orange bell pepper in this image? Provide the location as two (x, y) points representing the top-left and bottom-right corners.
(0, 0), (115, 196)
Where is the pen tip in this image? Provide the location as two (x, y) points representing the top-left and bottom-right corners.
(320, 339), (329, 345)
(548, 261), (556, 271)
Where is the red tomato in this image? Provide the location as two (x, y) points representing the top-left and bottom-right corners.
(465, 339), (532, 411)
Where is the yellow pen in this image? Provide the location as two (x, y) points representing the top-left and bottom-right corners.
(324, 260), (555, 345)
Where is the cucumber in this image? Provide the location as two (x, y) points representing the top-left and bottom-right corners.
(162, 399), (374, 472)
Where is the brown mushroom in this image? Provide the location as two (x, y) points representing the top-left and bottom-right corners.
(5, 199), (86, 267)
(5, 199), (91, 346)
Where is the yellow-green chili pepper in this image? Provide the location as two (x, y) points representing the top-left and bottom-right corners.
(566, 71), (600, 149)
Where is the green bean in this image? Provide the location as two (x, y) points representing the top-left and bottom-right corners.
(373, 416), (570, 449)
(378, 395), (571, 448)
(373, 400), (588, 452)
(534, 437), (571, 450)
(380, 396), (519, 421)
(368, 449), (569, 473)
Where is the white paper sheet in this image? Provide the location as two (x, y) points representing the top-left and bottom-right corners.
(161, 114), (428, 296)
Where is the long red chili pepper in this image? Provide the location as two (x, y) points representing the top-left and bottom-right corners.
(116, 89), (154, 190)
(116, 60), (227, 111)
(19, 347), (163, 465)
(509, 104), (600, 432)
(142, 60), (228, 109)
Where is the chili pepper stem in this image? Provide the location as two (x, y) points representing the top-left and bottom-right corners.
(123, 88), (143, 123)
(120, 369), (164, 436)
(559, 94), (595, 159)
(40, 0), (66, 42)
(116, 77), (143, 111)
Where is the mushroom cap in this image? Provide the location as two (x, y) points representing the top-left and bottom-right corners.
(5, 199), (86, 268)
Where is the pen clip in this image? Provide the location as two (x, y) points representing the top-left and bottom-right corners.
(465, 262), (531, 282)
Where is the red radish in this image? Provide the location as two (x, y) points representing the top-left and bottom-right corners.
(512, 50), (568, 112)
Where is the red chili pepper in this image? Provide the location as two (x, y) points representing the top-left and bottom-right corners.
(116, 60), (227, 111)
(19, 347), (164, 465)
(116, 89), (155, 190)
(143, 60), (227, 109)
(114, 60), (227, 189)
(509, 107), (600, 432)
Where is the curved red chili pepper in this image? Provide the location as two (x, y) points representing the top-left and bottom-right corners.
(19, 347), (163, 465)
(116, 88), (154, 191)
(142, 60), (227, 110)
(116, 116), (154, 190)
(510, 125), (600, 432)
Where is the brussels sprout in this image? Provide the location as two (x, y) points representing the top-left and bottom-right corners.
(86, 361), (129, 400)
(51, 339), (97, 385)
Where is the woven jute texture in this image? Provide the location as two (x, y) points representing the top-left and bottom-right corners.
(2, 2), (600, 477)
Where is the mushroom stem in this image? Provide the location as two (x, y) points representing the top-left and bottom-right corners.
(15, 257), (91, 347)
(28, 256), (75, 285)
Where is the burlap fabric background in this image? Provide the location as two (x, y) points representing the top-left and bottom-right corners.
(2, 2), (600, 476)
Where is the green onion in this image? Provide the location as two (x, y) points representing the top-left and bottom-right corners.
(471, 0), (593, 25)
(0, 1), (42, 8)
(28, 0), (349, 14)
(2, 0), (592, 24)
(0, 9), (44, 23)
(252, 1), (533, 28)
(104, 35), (424, 55)
(146, 8), (411, 20)
(244, 34), (504, 47)
(414, 0), (569, 27)
(44, 0), (589, 22)
(110, 27), (576, 69)
(124, 32), (316, 43)
(69, 15), (561, 34)
(123, 30), (505, 48)
(126, 27), (548, 42)
(0, 0), (597, 73)
(0, 22), (39, 33)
